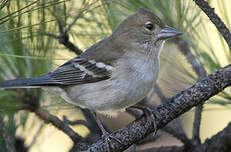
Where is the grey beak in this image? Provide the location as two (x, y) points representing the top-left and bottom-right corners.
(157, 26), (182, 40)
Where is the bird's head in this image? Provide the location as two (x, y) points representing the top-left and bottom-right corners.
(112, 8), (182, 54)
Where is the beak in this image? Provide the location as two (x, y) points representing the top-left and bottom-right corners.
(157, 26), (182, 40)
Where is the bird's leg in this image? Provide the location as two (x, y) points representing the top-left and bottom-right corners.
(90, 111), (121, 151)
(127, 105), (157, 135)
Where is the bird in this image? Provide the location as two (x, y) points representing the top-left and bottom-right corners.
(0, 8), (182, 143)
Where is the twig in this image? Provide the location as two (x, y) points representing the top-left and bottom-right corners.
(65, 0), (116, 33)
(46, 0), (109, 55)
(192, 104), (203, 144)
(175, 38), (207, 77)
(79, 64), (231, 152)
(193, 0), (231, 49)
(19, 91), (83, 144)
(81, 108), (102, 137)
(163, 121), (190, 146)
(46, 0), (117, 55)
(31, 107), (83, 144)
(66, 0), (100, 33)
(14, 138), (28, 152)
(175, 38), (207, 144)
(193, 122), (231, 152)
(0, 116), (16, 152)
(45, 20), (83, 55)
(64, 108), (102, 144)
(154, 84), (168, 102)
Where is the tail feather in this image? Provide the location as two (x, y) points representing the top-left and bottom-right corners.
(0, 75), (59, 88)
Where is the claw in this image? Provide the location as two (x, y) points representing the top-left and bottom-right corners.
(90, 111), (121, 152)
(128, 106), (157, 135)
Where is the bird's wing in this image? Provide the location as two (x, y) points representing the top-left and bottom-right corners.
(48, 37), (124, 86)
(0, 57), (114, 88)
(49, 57), (112, 85)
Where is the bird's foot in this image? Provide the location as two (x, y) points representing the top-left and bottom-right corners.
(90, 111), (121, 152)
(128, 105), (157, 135)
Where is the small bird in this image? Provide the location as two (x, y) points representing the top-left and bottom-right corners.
(0, 8), (182, 141)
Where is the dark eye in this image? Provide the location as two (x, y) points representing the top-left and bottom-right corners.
(145, 22), (154, 31)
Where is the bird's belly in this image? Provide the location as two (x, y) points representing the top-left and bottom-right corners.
(60, 65), (158, 116)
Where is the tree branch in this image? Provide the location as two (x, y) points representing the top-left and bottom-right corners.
(193, 0), (231, 49)
(31, 106), (83, 144)
(78, 64), (231, 151)
(154, 84), (168, 102)
(64, 108), (103, 144)
(20, 91), (83, 144)
(191, 0), (231, 146)
(175, 38), (207, 144)
(193, 122), (231, 152)
(162, 121), (190, 146)
(46, 20), (83, 55)
(175, 38), (207, 78)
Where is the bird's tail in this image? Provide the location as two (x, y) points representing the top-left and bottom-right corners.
(0, 75), (56, 88)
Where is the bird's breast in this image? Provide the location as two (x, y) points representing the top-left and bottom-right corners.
(110, 53), (159, 106)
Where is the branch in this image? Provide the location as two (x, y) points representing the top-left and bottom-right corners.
(46, 20), (83, 55)
(175, 38), (207, 78)
(19, 91), (83, 144)
(193, 122), (231, 152)
(47, 0), (116, 55)
(190, 0), (231, 144)
(78, 64), (231, 151)
(175, 38), (207, 144)
(64, 108), (103, 144)
(162, 121), (190, 146)
(193, 0), (231, 49)
(192, 104), (203, 144)
(154, 84), (168, 102)
(31, 107), (83, 144)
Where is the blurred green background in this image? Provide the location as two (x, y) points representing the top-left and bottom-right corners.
(0, 0), (230, 152)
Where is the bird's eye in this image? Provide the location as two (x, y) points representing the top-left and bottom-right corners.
(145, 22), (154, 31)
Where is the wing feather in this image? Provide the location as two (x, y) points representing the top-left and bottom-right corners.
(49, 57), (112, 85)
